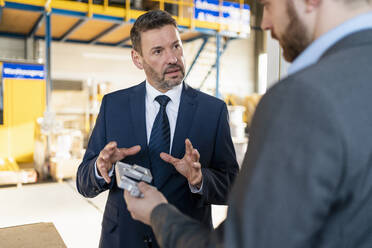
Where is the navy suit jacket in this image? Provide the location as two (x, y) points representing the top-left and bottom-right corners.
(76, 82), (239, 248)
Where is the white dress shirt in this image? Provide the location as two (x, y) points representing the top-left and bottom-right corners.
(145, 81), (182, 150)
(95, 81), (202, 193)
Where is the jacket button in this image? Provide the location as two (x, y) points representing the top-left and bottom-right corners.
(143, 235), (152, 248)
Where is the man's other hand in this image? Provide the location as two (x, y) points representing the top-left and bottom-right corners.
(97, 142), (141, 183)
(160, 138), (202, 188)
(124, 182), (168, 225)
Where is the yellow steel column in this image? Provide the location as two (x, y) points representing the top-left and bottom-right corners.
(44, 0), (52, 12)
(239, 0), (244, 34)
(88, 0), (93, 17)
(178, 0), (183, 21)
(218, 0), (222, 32)
(125, 0), (130, 22)
(190, 0), (194, 29)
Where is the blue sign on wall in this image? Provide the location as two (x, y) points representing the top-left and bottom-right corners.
(194, 0), (250, 32)
(2, 63), (45, 79)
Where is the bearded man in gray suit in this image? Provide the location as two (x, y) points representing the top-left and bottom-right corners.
(124, 0), (372, 247)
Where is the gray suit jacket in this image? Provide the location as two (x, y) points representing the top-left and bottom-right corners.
(150, 29), (372, 248)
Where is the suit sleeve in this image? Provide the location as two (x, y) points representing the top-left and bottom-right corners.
(200, 103), (239, 205)
(151, 203), (224, 248)
(224, 78), (345, 248)
(76, 96), (115, 198)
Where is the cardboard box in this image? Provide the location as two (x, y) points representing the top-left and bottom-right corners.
(0, 222), (66, 248)
(50, 157), (80, 181)
(0, 169), (37, 186)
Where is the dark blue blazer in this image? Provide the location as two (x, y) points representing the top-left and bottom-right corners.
(76, 82), (239, 248)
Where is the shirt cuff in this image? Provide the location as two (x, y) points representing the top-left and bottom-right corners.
(189, 180), (203, 194)
(94, 161), (115, 179)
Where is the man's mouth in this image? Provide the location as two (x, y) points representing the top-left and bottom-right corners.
(164, 66), (182, 77)
(165, 67), (180, 74)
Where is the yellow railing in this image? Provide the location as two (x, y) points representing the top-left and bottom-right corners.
(4, 0), (250, 34)
(150, 0), (195, 28)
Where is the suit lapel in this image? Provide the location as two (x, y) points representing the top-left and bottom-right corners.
(171, 83), (198, 159)
(129, 81), (150, 168)
(156, 83), (198, 189)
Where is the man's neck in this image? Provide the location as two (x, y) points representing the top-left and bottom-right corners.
(314, 2), (372, 40)
(145, 80), (183, 96)
(146, 80), (168, 93)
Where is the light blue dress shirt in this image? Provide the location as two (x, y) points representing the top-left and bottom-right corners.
(288, 11), (372, 76)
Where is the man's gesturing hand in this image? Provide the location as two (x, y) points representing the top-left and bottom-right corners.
(124, 182), (168, 226)
(97, 142), (141, 183)
(160, 139), (202, 188)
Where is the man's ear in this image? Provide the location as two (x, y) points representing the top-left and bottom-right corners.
(131, 49), (144, 70)
(306, 0), (321, 12)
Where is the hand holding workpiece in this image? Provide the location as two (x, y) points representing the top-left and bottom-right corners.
(124, 182), (168, 226)
(97, 141), (141, 183)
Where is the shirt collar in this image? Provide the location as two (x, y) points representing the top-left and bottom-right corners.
(145, 80), (183, 105)
(288, 11), (372, 76)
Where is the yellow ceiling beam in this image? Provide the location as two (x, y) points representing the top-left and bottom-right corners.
(5, 0), (129, 18)
(4, 0), (229, 31)
(52, 0), (127, 17)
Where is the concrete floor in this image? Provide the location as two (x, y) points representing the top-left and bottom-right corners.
(0, 180), (107, 247)
(0, 179), (227, 248)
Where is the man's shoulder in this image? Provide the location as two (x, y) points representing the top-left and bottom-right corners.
(104, 82), (145, 100)
(260, 66), (331, 112)
(275, 29), (372, 93)
(184, 83), (225, 106)
(275, 40), (372, 94)
(262, 44), (372, 113)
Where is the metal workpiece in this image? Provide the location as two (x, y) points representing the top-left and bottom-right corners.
(115, 161), (152, 198)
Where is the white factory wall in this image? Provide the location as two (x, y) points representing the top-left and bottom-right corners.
(0, 36), (255, 97)
(0, 37), (25, 60)
(219, 38), (255, 96)
(51, 42), (140, 91)
(49, 37), (254, 97)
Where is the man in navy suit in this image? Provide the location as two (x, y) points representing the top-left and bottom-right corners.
(76, 10), (239, 248)
(124, 1), (372, 248)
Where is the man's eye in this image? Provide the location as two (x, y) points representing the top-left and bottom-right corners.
(262, 1), (269, 8)
(154, 50), (161, 54)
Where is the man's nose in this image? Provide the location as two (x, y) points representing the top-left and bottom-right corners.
(260, 10), (272, 31)
(166, 51), (178, 64)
